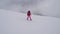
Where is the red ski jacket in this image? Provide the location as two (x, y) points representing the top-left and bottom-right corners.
(27, 11), (31, 16)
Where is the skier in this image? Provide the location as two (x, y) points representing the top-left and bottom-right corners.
(27, 10), (32, 21)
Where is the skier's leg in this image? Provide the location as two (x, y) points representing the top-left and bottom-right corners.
(30, 16), (32, 21)
(27, 16), (30, 20)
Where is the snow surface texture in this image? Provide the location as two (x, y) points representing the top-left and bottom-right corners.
(0, 0), (60, 18)
(0, 9), (60, 34)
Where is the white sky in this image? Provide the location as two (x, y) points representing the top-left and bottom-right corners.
(0, 0), (60, 18)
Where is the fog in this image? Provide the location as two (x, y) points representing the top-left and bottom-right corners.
(0, 0), (60, 18)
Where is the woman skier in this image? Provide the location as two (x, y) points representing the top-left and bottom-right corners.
(27, 10), (32, 21)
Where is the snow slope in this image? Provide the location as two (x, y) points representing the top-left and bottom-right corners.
(0, 9), (60, 34)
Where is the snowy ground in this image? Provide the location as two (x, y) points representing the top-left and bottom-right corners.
(0, 9), (60, 34)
